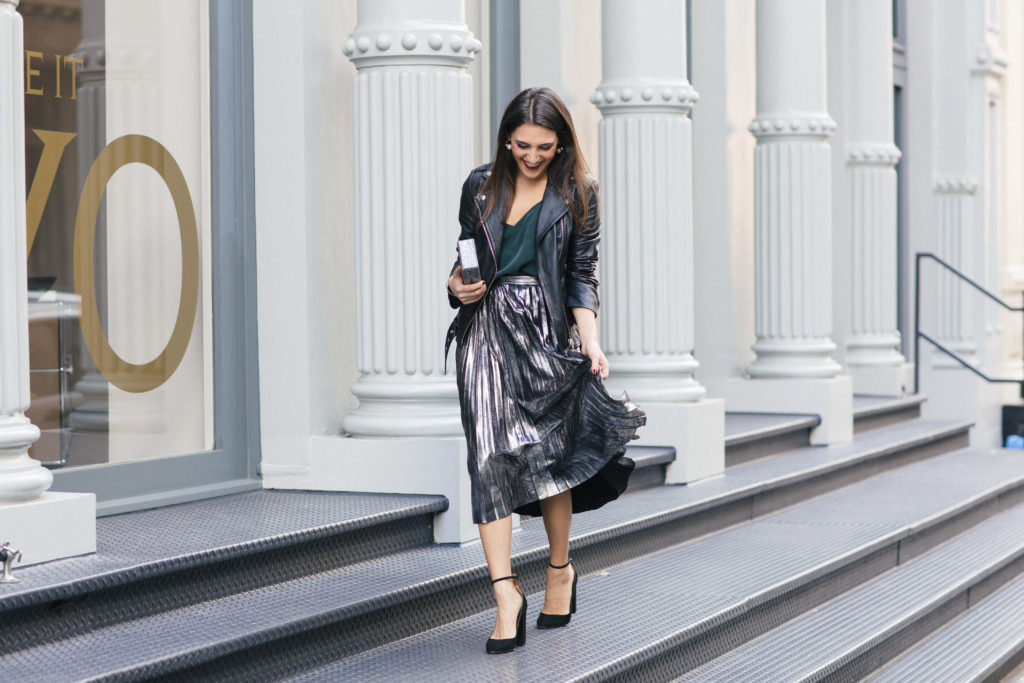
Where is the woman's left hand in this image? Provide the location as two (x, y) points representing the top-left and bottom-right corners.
(582, 340), (609, 380)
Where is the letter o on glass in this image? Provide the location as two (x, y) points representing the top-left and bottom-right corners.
(74, 134), (200, 393)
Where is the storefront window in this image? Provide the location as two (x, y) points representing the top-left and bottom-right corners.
(22, 0), (213, 467)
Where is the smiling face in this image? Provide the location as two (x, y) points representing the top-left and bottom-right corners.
(508, 123), (559, 181)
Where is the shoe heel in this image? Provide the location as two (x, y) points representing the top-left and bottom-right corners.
(570, 566), (578, 614)
(516, 595), (527, 646)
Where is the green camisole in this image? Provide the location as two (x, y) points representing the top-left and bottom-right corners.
(495, 201), (541, 280)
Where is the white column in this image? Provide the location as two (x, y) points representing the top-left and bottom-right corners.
(727, 0), (852, 445)
(931, 0), (977, 366)
(0, 0), (50, 502)
(0, 0), (95, 564)
(341, 0), (480, 438)
(593, 0), (724, 483)
(842, 0), (913, 396)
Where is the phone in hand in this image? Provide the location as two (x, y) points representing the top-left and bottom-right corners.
(458, 239), (481, 284)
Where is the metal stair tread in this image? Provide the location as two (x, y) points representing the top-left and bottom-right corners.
(293, 448), (1024, 682)
(866, 566), (1024, 682)
(3, 446), (1018, 680)
(852, 394), (927, 419)
(0, 489), (447, 612)
(2, 417), (965, 617)
(680, 502), (1024, 681)
(626, 445), (677, 468)
(725, 412), (820, 446)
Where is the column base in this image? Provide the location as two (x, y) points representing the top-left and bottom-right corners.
(848, 363), (914, 397)
(264, 436), (475, 544)
(0, 491), (96, 566)
(727, 375), (853, 445)
(920, 364), (1001, 447)
(635, 399), (725, 484)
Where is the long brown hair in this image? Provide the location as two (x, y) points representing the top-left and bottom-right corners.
(481, 87), (596, 232)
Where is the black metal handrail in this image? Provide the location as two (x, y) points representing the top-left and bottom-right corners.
(914, 252), (1024, 399)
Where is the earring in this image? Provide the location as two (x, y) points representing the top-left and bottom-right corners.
(557, 146), (564, 154)
(505, 142), (512, 150)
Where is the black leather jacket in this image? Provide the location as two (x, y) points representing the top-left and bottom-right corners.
(445, 164), (601, 363)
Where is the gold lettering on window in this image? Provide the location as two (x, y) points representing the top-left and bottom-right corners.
(25, 50), (43, 95)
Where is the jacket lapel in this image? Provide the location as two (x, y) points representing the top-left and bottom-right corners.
(478, 189), (505, 274)
(535, 182), (568, 245)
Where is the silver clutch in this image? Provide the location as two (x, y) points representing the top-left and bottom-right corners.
(458, 239), (481, 284)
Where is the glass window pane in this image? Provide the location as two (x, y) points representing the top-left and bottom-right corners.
(22, 0), (213, 467)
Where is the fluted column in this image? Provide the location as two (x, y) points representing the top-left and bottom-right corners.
(0, 0), (52, 500)
(342, 1), (480, 437)
(592, 0), (724, 483)
(593, 0), (704, 403)
(747, 0), (841, 379)
(933, 176), (977, 361)
(842, 0), (911, 394)
(932, 0), (977, 365)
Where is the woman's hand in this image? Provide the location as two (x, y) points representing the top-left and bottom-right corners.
(582, 339), (609, 380)
(448, 266), (487, 305)
(572, 306), (608, 379)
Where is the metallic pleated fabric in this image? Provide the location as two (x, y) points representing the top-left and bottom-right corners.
(456, 276), (647, 525)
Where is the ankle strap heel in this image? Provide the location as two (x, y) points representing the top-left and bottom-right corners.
(486, 574), (527, 654)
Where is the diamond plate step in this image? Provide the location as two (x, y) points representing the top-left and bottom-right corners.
(865, 563), (1024, 683)
(682, 488), (1024, 682)
(3, 440), (1006, 682)
(293, 447), (1024, 683)
(0, 418), (971, 680)
(725, 412), (820, 466)
(0, 490), (446, 656)
(624, 445), (676, 492)
(853, 394), (927, 435)
(725, 395), (926, 468)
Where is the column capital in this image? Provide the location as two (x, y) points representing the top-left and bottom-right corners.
(847, 143), (901, 166)
(748, 113), (836, 141)
(343, 24), (480, 69)
(934, 175), (978, 194)
(592, 79), (698, 115)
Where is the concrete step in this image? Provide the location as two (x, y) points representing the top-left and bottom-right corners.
(865, 560), (1024, 683)
(0, 490), (446, 657)
(684, 480), (1024, 681)
(297, 447), (1024, 682)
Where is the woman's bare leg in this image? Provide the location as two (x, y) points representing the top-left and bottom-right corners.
(478, 515), (522, 639)
(539, 490), (574, 614)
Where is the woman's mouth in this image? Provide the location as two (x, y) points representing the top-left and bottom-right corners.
(522, 159), (542, 171)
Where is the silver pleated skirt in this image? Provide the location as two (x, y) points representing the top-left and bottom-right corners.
(456, 275), (646, 525)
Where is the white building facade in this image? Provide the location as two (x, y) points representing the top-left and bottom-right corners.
(2, 0), (1022, 560)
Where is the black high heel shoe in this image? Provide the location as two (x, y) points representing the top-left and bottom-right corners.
(536, 559), (577, 629)
(485, 575), (527, 654)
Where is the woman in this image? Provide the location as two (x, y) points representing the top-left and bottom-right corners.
(446, 87), (645, 654)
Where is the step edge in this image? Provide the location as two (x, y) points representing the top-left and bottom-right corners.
(25, 455), (1024, 679)
(684, 513), (1024, 681)
(6, 419), (970, 626)
(724, 413), (821, 447)
(0, 497), (448, 613)
(869, 586), (1024, 683)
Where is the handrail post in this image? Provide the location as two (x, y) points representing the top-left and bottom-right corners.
(915, 252), (922, 394)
